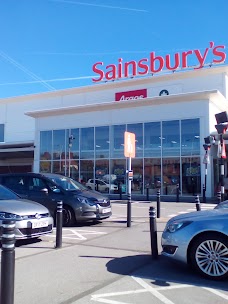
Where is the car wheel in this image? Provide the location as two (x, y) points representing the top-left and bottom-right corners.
(62, 206), (75, 227)
(104, 188), (109, 193)
(190, 232), (228, 280)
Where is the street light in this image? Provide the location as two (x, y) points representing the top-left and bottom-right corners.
(215, 111), (228, 202)
(68, 134), (75, 177)
(203, 136), (214, 203)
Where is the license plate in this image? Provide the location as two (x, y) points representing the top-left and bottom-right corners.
(32, 220), (49, 229)
(102, 207), (111, 214)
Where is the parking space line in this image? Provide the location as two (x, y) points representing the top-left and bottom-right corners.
(46, 229), (107, 240)
(132, 276), (175, 304)
(203, 287), (228, 301)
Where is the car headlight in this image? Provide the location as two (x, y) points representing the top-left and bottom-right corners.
(165, 221), (192, 233)
(77, 197), (97, 206)
(0, 212), (27, 220)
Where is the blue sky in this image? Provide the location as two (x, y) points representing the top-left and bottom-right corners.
(0, 0), (227, 98)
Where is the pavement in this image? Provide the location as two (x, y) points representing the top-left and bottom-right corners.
(1, 200), (228, 304)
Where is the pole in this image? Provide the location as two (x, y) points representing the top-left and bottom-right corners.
(203, 163), (207, 204)
(156, 188), (161, 218)
(1, 220), (16, 304)
(149, 206), (158, 259)
(220, 134), (225, 202)
(176, 183), (180, 203)
(118, 182), (122, 200)
(55, 201), (63, 249)
(146, 185), (149, 201)
(127, 157), (132, 227)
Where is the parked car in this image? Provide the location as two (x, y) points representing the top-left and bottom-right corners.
(0, 184), (53, 240)
(214, 200), (228, 209)
(0, 173), (112, 226)
(86, 178), (118, 193)
(161, 208), (228, 280)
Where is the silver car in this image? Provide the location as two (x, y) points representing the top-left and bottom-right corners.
(161, 208), (228, 280)
(0, 184), (53, 240)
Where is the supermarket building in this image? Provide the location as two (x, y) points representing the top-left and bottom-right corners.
(1, 64), (228, 199)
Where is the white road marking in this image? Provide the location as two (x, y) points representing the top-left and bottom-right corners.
(91, 275), (228, 303)
(47, 229), (107, 240)
(203, 287), (228, 301)
(132, 276), (175, 304)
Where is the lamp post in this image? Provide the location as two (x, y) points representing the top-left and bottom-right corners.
(203, 136), (213, 203)
(215, 111), (228, 202)
(68, 134), (75, 177)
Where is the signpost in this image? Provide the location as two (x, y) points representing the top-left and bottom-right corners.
(124, 131), (135, 227)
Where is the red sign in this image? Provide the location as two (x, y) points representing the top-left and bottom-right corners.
(92, 41), (226, 82)
(115, 89), (147, 102)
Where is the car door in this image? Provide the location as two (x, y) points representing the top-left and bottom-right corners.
(27, 176), (65, 216)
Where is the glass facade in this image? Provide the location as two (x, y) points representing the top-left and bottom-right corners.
(39, 118), (201, 196)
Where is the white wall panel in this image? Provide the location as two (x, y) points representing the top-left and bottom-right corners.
(36, 100), (208, 132)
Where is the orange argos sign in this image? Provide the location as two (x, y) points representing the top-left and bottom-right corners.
(124, 131), (135, 158)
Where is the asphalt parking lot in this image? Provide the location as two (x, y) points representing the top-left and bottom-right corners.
(1, 201), (228, 304)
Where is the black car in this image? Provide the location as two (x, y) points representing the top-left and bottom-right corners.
(0, 173), (112, 226)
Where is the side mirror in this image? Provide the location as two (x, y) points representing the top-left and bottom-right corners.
(40, 188), (48, 194)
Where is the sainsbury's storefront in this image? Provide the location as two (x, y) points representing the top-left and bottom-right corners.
(25, 46), (228, 198)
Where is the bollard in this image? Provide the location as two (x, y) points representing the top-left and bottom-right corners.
(1, 220), (16, 304)
(217, 190), (221, 204)
(195, 194), (201, 211)
(149, 206), (158, 259)
(55, 201), (63, 249)
(176, 183), (180, 203)
(127, 194), (131, 228)
(156, 188), (161, 218)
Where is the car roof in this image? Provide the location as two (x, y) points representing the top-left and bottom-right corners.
(0, 172), (67, 179)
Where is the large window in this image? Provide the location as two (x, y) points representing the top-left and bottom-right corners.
(127, 123), (143, 157)
(181, 119), (200, 156)
(95, 126), (109, 159)
(110, 125), (126, 158)
(144, 122), (161, 157)
(39, 118), (201, 195)
(0, 124), (4, 142)
(162, 120), (180, 157)
(40, 131), (52, 160)
(80, 127), (94, 159)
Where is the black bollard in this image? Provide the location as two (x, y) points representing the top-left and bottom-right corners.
(127, 194), (131, 228)
(156, 188), (161, 218)
(195, 194), (201, 211)
(1, 220), (16, 304)
(149, 206), (158, 259)
(176, 183), (180, 203)
(55, 201), (63, 249)
(217, 190), (221, 204)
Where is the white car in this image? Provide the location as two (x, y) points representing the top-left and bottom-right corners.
(0, 184), (53, 240)
(86, 179), (118, 193)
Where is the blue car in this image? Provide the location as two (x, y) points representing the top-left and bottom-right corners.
(161, 208), (228, 280)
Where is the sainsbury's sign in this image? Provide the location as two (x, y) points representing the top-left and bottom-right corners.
(115, 89), (147, 101)
(92, 41), (226, 83)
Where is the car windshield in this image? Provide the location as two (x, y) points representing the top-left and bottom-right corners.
(214, 201), (228, 209)
(50, 176), (88, 191)
(0, 184), (19, 200)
